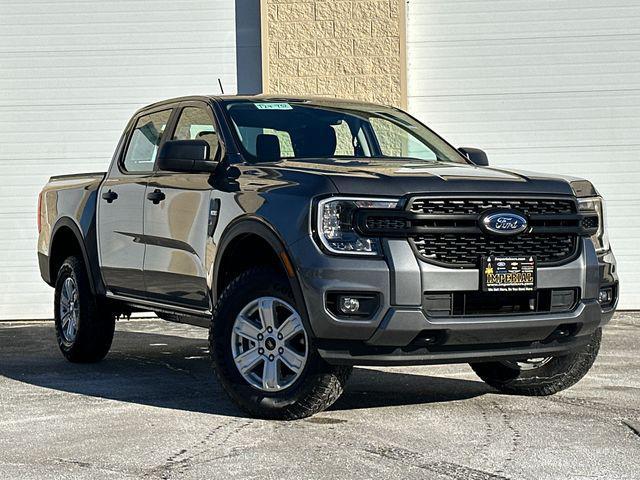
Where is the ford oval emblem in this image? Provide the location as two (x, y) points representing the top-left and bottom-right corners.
(481, 211), (528, 235)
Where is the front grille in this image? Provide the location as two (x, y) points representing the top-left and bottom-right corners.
(413, 233), (577, 267)
(406, 197), (581, 268)
(366, 216), (409, 231)
(410, 198), (576, 216)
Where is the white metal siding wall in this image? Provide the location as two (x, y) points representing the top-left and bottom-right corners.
(407, 0), (640, 309)
(0, 0), (238, 319)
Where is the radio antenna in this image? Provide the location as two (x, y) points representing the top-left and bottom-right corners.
(218, 78), (225, 95)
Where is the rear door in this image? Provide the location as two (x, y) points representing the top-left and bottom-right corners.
(98, 108), (173, 298)
(142, 102), (219, 309)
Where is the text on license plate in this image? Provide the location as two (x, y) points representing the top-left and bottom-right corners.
(481, 256), (536, 292)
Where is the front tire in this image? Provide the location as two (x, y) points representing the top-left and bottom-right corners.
(470, 328), (602, 396)
(54, 256), (115, 363)
(209, 267), (351, 419)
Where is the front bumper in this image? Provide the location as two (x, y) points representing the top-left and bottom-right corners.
(317, 300), (604, 366)
(288, 236), (618, 366)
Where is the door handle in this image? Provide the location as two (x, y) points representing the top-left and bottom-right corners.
(101, 190), (118, 203)
(147, 189), (166, 204)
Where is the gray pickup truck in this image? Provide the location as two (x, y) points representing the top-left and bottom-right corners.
(37, 95), (618, 419)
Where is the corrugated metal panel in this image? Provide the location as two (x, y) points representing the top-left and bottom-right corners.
(407, 0), (640, 309)
(0, 0), (238, 319)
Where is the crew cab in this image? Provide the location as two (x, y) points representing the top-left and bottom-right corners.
(37, 95), (618, 419)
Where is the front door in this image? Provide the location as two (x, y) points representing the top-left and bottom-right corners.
(142, 103), (219, 309)
(98, 108), (172, 298)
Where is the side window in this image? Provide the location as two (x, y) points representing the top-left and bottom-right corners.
(122, 110), (171, 172)
(173, 107), (218, 160)
(332, 120), (355, 156)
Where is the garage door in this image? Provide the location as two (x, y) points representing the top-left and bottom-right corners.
(0, 0), (241, 319)
(407, 0), (640, 309)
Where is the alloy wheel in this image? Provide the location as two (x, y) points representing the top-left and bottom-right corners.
(59, 276), (80, 344)
(231, 296), (308, 392)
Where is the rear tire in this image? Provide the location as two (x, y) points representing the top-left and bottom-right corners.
(470, 328), (602, 396)
(209, 267), (351, 420)
(54, 256), (115, 363)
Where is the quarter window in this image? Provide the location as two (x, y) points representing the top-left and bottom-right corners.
(122, 110), (171, 172)
(173, 107), (218, 160)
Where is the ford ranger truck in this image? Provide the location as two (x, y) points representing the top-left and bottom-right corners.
(37, 95), (618, 419)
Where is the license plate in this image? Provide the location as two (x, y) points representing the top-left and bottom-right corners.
(481, 256), (536, 292)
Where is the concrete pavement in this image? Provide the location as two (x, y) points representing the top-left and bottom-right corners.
(0, 313), (638, 479)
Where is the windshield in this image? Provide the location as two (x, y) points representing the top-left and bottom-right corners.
(224, 100), (468, 164)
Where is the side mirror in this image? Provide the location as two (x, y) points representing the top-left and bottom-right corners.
(157, 140), (217, 173)
(458, 147), (489, 167)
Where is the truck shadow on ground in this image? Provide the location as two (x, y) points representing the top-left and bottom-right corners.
(0, 324), (492, 418)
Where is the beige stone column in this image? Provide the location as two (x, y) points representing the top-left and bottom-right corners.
(261, 0), (407, 108)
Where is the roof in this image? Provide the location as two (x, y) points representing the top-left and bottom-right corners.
(136, 94), (391, 114)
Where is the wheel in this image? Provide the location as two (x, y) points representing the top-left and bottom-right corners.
(470, 328), (602, 396)
(209, 267), (351, 419)
(54, 256), (116, 363)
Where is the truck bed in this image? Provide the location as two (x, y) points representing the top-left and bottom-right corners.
(37, 171), (106, 288)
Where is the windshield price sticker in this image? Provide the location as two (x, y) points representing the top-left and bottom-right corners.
(482, 256), (536, 292)
(255, 103), (293, 110)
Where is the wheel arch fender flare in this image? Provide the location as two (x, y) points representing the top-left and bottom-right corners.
(211, 216), (316, 337)
(49, 216), (104, 295)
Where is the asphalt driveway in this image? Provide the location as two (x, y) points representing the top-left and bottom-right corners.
(0, 313), (638, 479)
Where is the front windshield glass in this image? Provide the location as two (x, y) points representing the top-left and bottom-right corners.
(224, 100), (468, 164)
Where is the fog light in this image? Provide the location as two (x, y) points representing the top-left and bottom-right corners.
(326, 292), (379, 319)
(339, 296), (360, 314)
(598, 288), (613, 305)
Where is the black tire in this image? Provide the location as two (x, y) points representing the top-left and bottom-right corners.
(54, 255), (115, 363)
(470, 328), (602, 396)
(209, 267), (351, 420)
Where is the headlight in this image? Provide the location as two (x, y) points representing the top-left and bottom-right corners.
(578, 196), (610, 254)
(316, 197), (400, 255)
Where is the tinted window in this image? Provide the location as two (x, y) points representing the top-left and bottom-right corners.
(332, 120), (357, 156)
(123, 110), (171, 172)
(173, 107), (218, 160)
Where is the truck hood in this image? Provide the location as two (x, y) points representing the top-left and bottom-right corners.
(261, 158), (583, 196)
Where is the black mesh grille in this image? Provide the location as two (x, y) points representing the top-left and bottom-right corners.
(408, 197), (579, 267)
(366, 217), (409, 231)
(410, 198), (576, 216)
(413, 233), (577, 267)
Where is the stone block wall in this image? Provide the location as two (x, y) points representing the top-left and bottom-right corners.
(261, 0), (406, 108)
